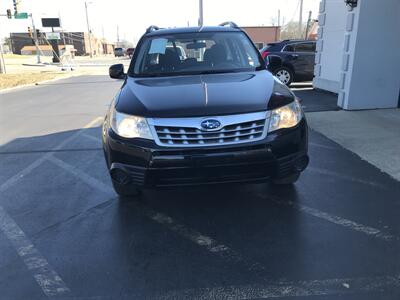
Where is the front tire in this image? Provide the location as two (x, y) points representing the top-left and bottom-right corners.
(112, 180), (142, 197)
(273, 172), (300, 185)
(274, 67), (293, 86)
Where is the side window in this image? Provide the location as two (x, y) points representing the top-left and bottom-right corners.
(295, 43), (315, 53)
(237, 35), (259, 67)
(283, 44), (295, 52)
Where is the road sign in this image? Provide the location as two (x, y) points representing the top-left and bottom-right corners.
(14, 12), (28, 19)
(46, 32), (61, 40)
(42, 18), (60, 27)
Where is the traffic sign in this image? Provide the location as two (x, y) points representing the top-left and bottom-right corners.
(46, 32), (61, 40)
(14, 12), (28, 19)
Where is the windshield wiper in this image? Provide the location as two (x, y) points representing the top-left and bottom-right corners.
(133, 68), (256, 78)
(197, 70), (238, 75)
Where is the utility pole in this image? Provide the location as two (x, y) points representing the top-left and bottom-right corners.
(59, 12), (66, 46)
(117, 25), (119, 46)
(30, 14), (41, 63)
(278, 9), (281, 27)
(298, 0), (303, 38)
(0, 41), (6, 74)
(84, 1), (93, 58)
(305, 11), (312, 39)
(0, 15), (6, 73)
(198, 0), (203, 27)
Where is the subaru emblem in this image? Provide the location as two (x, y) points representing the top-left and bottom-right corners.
(201, 119), (221, 130)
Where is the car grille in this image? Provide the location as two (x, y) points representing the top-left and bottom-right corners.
(154, 119), (267, 147)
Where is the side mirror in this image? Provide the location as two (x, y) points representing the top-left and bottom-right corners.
(266, 55), (282, 70)
(109, 64), (126, 79)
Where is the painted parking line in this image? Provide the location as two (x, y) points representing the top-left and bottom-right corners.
(82, 133), (103, 144)
(48, 156), (113, 196)
(42, 134), (399, 298)
(0, 117), (102, 297)
(60, 132), (396, 244)
(309, 142), (338, 150)
(0, 206), (70, 297)
(265, 196), (394, 242)
(306, 167), (388, 190)
(0, 117), (103, 194)
(47, 156), (266, 274)
(137, 202), (266, 273)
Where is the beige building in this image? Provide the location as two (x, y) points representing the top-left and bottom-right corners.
(241, 26), (281, 49)
(20, 45), (76, 57)
(10, 32), (114, 56)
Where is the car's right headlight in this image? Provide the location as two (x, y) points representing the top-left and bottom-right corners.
(268, 99), (303, 133)
(110, 107), (153, 140)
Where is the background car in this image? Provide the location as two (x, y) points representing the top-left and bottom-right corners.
(260, 40), (316, 85)
(126, 48), (135, 58)
(114, 47), (125, 57)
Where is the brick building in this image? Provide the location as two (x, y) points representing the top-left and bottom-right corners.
(241, 26), (281, 49)
(9, 31), (114, 56)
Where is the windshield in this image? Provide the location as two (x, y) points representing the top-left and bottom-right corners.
(129, 31), (263, 77)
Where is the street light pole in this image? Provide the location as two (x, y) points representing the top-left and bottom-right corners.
(0, 41), (6, 74)
(198, 0), (203, 27)
(30, 13), (41, 64)
(84, 1), (93, 58)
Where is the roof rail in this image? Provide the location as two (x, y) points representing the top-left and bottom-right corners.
(145, 25), (160, 34)
(218, 21), (239, 28)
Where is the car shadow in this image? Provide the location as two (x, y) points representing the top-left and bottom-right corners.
(2, 126), (400, 298)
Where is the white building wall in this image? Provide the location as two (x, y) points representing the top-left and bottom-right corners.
(340, 0), (400, 109)
(313, 0), (347, 93)
(315, 0), (400, 110)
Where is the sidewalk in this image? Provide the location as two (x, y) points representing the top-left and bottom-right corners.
(0, 54), (130, 90)
(306, 108), (400, 181)
(1, 54), (129, 74)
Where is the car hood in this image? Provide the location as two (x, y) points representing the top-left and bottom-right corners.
(116, 70), (276, 118)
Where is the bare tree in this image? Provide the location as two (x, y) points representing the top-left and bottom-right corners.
(280, 21), (307, 40)
(117, 39), (134, 48)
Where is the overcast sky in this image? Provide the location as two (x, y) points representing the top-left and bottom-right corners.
(1, 0), (320, 44)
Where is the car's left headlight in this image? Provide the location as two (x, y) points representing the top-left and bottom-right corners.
(110, 107), (153, 139)
(268, 99), (303, 133)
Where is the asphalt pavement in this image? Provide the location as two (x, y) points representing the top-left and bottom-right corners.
(291, 83), (339, 112)
(0, 76), (400, 300)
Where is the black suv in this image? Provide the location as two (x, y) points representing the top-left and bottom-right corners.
(103, 23), (309, 196)
(261, 40), (316, 85)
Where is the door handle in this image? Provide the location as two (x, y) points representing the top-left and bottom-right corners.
(290, 54), (299, 58)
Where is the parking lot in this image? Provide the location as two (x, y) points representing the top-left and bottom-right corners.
(1, 76), (400, 299)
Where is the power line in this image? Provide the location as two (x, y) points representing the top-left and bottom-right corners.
(280, 0), (301, 28)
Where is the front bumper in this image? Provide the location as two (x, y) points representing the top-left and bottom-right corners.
(103, 119), (308, 187)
